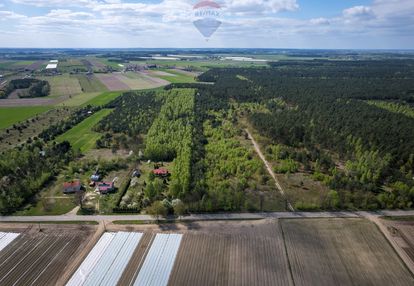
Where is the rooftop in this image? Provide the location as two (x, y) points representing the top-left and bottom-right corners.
(63, 180), (81, 188)
(46, 64), (58, 69)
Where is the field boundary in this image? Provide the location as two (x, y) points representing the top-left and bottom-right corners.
(279, 221), (296, 286)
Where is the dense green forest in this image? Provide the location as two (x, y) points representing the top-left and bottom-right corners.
(0, 141), (74, 213)
(97, 91), (164, 136)
(0, 78), (50, 98)
(195, 61), (414, 209)
(145, 89), (195, 199)
(2, 59), (414, 214)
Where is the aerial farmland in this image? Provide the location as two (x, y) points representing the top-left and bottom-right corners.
(0, 219), (413, 286)
(1, 47), (414, 286)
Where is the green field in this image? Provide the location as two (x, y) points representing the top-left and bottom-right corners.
(57, 59), (88, 73)
(60, 91), (123, 107)
(59, 92), (101, 107)
(82, 91), (123, 106)
(39, 75), (82, 97)
(76, 74), (108, 93)
(56, 108), (112, 152)
(0, 106), (51, 129)
(154, 69), (196, 83)
(142, 59), (268, 71)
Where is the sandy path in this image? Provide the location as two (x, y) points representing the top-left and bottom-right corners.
(245, 129), (295, 212)
(363, 213), (414, 275)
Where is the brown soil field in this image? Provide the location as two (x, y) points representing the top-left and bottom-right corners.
(137, 71), (171, 85)
(0, 224), (96, 286)
(95, 73), (130, 91)
(1, 219), (412, 286)
(26, 61), (45, 71)
(0, 97), (56, 107)
(116, 232), (155, 286)
(109, 220), (293, 286)
(281, 218), (414, 286)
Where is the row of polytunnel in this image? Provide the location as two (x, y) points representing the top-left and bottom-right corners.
(67, 232), (183, 286)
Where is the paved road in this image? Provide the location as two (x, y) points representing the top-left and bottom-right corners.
(1, 210), (414, 223)
(245, 129), (295, 212)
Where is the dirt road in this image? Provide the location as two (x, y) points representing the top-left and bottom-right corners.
(245, 129), (295, 211)
(362, 212), (414, 275)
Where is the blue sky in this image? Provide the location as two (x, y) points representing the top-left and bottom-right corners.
(0, 0), (413, 49)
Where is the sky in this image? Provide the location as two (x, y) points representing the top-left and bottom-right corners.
(0, 0), (413, 49)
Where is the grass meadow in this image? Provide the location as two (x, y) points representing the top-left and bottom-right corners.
(0, 106), (51, 129)
(56, 108), (112, 152)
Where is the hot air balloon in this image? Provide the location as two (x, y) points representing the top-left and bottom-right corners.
(193, 0), (222, 40)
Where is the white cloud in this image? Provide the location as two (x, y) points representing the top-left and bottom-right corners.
(224, 0), (298, 15)
(11, 0), (100, 7)
(2, 0), (414, 48)
(310, 18), (330, 25)
(0, 10), (27, 20)
(343, 6), (373, 18)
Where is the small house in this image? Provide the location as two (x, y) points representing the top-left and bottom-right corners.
(63, 180), (82, 194)
(152, 168), (170, 177)
(97, 182), (115, 194)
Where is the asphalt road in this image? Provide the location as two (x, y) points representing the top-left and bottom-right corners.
(1, 210), (414, 223)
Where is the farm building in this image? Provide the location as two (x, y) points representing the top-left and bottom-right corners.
(46, 64), (58, 69)
(46, 60), (59, 70)
(97, 182), (115, 194)
(153, 168), (170, 177)
(63, 180), (82, 194)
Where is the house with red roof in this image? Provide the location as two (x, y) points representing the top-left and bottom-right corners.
(63, 180), (82, 194)
(152, 168), (170, 177)
(97, 182), (115, 194)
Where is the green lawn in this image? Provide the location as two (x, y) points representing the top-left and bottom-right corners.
(57, 108), (112, 152)
(76, 75), (108, 93)
(0, 106), (51, 129)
